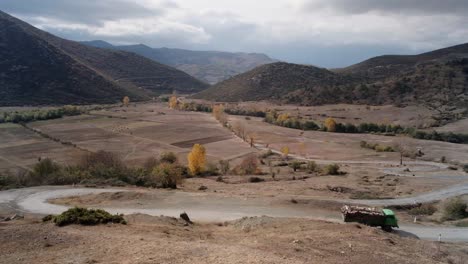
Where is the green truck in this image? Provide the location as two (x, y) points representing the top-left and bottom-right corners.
(341, 205), (399, 231)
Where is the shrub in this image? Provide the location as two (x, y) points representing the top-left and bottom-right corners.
(407, 204), (437, 216)
(44, 207), (126, 226)
(443, 198), (467, 220)
(323, 164), (341, 175)
(218, 160), (230, 175)
(29, 158), (61, 185)
(289, 161), (302, 172)
(239, 155), (259, 175)
(249, 177), (265, 183)
(306, 161), (318, 173)
(159, 152), (178, 164)
(150, 163), (183, 189)
(441, 156), (447, 163)
(204, 163), (219, 176)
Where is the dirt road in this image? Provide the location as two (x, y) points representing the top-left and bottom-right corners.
(1, 186), (467, 242)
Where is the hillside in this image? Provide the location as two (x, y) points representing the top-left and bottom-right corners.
(194, 62), (357, 103)
(81, 41), (276, 84)
(195, 53), (468, 109)
(336, 43), (468, 79)
(0, 11), (208, 106)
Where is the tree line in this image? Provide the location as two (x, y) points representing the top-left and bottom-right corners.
(0, 106), (83, 124)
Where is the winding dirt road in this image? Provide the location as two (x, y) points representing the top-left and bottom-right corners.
(1, 186), (468, 242)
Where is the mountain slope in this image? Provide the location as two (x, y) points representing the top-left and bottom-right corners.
(81, 41), (276, 84)
(336, 43), (468, 79)
(0, 11), (208, 106)
(194, 62), (356, 103)
(195, 51), (468, 109)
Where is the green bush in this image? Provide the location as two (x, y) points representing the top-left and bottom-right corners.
(323, 164), (341, 175)
(306, 161), (318, 173)
(149, 163), (183, 189)
(44, 207), (126, 226)
(407, 204), (437, 216)
(289, 161), (302, 172)
(443, 198), (467, 220)
(28, 158), (61, 185)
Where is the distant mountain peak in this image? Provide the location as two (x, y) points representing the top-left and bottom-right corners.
(81, 40), (276, 84)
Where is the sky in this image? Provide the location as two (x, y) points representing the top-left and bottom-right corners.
(1, 0), (468, 68)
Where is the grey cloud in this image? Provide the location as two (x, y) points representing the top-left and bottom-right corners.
(0, 0), (157, 25)
(302, 0), (468, 15)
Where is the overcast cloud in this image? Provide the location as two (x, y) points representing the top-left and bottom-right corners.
(1, 0), (467, 67)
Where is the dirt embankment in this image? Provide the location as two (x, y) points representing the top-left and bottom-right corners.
(1, 216), (467, 264)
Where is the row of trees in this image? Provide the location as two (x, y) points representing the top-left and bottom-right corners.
(265, 111), (468, 144)
(265, 111), (320, 130)
(0, 106), (83, 124)
(166, 98), (468, 145)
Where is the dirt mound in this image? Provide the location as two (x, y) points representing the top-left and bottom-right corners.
(229, 216), (276, 231)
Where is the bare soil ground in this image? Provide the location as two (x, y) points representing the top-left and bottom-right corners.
(0, 103), (254, 172)
(1, 216), (467, 264)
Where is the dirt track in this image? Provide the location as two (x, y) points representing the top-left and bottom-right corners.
(2, 186), (468, 242)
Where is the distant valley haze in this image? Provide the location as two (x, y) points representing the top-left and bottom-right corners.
(2, 0), (468, 68)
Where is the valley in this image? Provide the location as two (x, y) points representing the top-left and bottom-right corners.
(1, 7), (468, 264)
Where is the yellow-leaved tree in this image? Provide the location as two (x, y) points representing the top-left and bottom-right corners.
(169, 96), (178, 109)
(324, 117), (337, 132)
(281, 146), (290, 159)
(212, 104), (227, 125)
(123, 96), (130, 107)
(188, 144), (206, 175)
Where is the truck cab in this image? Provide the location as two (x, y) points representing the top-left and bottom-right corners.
(382, 209), (399, 231)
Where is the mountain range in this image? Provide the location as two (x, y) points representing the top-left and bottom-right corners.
(0, 10), (208, 106)
(195, 44), (468, 110)
(81, 40), (276, 84)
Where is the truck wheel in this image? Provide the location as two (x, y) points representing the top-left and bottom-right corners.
(381, 225), (392, 232)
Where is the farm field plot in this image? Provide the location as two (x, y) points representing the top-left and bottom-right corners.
(0, 124), (86, 172)
(5, 103), (254, 169)
(229, 115), (468, 164)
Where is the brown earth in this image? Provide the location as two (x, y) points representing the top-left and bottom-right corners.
(1, 216), (467, 264)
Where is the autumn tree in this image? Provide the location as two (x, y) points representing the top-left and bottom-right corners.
(169, 96), (178, 109)
(239, 155), (259, 175)
(233, 121), (247, 141)
(281, 146), (290, 159)
(212, 105), (228, 126)
(188, 144), (206, 175)
(324, 117), (337, 132)
(122, 96), (130, 107)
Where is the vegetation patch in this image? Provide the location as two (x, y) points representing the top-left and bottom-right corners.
(443, 198), (468, 221)
(0, 106), (83, 124)
(323, 164), (343, 175)
(407, 204), (437, 216)
(360, 141), (395, 152)
(43, 207), (126, 226)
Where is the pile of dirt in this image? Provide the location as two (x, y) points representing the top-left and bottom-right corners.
(228, 216), (277, 232)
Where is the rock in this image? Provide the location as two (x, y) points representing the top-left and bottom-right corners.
(198, 185), (208, 191)
(180, 212), (193, 225)
(3, 214), (24, 222)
